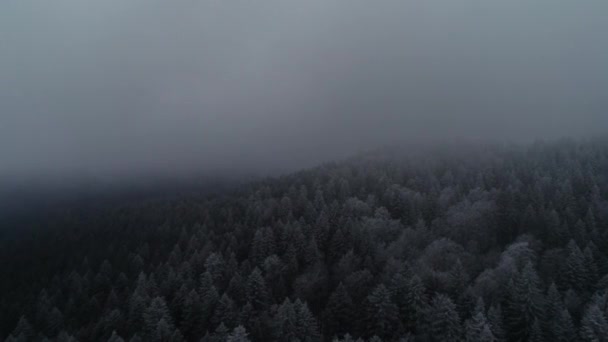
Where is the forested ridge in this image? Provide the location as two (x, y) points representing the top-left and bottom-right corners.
(3, 139), (608, 342)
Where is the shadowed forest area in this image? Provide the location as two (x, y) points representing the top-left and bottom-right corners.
(2, 138), (608, 341)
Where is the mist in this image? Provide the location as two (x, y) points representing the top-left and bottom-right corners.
(2, 0), (607, 182)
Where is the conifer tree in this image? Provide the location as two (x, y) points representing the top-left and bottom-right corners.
(465, 298), (495, 342)
(108, 331), (125, 342)
(553, 309), (577, 342)
(561, 240), (586, 292)
(294, 299), (322, 342)
(487, 305), (506, 342)
(425, 294), (462, 342)
(506, 262), (544, 341)
(366, 284), (400, 340)
(180, 289), (202, 338)
(211, 294), (237, 329)
(10, 316), (34, 341)
(580, 301), (608, 342)
(143, 297), (174, 339)
(246, 268), (270, 310)
(227, 325), (251, 342)
(323, 283), (354, 338)
(528, 319), (544, 342)
(200, 272), (220, 327)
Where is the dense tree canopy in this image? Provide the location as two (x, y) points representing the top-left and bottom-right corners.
(2, 139), (608, 341)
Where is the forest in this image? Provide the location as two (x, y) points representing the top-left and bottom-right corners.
(2, 138), (608, 342)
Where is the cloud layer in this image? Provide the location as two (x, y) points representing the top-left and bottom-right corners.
(2, 0), (607, 181)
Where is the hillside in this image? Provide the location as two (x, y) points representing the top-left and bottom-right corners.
(3, 139), (608, 341)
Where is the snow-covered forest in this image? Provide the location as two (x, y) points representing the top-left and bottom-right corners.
(3, 138), (608, 341)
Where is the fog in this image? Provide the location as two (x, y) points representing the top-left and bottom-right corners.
(2, 0), (607, 182)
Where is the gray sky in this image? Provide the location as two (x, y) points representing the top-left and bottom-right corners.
(1, 0), (607, 181)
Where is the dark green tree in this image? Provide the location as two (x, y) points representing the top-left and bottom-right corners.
(322, 283), (354, 338)
(365, 284), (400, 340)
(425, 294), (462, 342)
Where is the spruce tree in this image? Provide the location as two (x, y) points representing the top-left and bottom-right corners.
(108, 331), (125, 342)
(10, 316), (34, 341)
(294, 299), (322, 342)
(425, 294), (462, 342)
(143, 297), (174, 339)
(465, 298), (495, 342)
(323, 283), (354, 338)
(246, 268), (270, 311)
(580, 301), (608, 342)
(366, 284), (400, 340)
(180, 289), (202, 339)
(553, 309), (577, 342)
(227, 325), (251, 342)
(528, 319), (544, 342)
(487, 305), (506, 342)
(403, 275), (427, 333)
(211, 294), (237, 330)
(505, 262), (544, 341)
(561, 240), (586, 292)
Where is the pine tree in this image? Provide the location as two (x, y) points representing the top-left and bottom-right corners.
(211, 323), (230, 342)
(465, 298), (495, 342)
(561, 240), (586, 292)
(128, 291), (148, 333)
(505, 262), (544, 341)
(553, 309), (577, 342)
(180, 289), (202, 339)
(143, 297), (174, 339)
(227, 325), (251, 342)
(204, 253), (226, 286)
(366, 284), (400, 340)
(304, 237), (322, 267)
(545, 283), (562, 321)
(425, 294), (462, 342)
(272, 298), (299, 341)
(56, 331), (77, 342)
(388, 266), (412, 327)
(323, 283), (354, 338)
(283, 243), (300, 281)
(227, 273), (246, 304)
(528, 319), (544, 342)
(46, 307), (64, 337)
(478, 325), (496, 342)
(170, 328), (184, 342)
(246, 268), (270, 310)
(108, 331), (125, 342)
(545, 209), (563, 245)
(449, 259), (470, 299)
(154, 318), (173, 342)
(331, 334), (363, 342)
(251, 228), (276, 265)
(580, 301), (608, 342)
(211, 294), (237, 329)
(329, 229), (348, 262)
(487, 305), (506, 342)
(403, 275), (427, 332)
(129, 334), (142, 342)
(10, 316), (34, 341)
(544, 283), (563, 341)
(294, 299), (322, 342)
(584, 246), (599, 291)
(200, 272), (220, 327)
(238, 302), (255, 331)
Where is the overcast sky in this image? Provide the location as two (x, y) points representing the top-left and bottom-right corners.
(1, 0), (607, 181)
